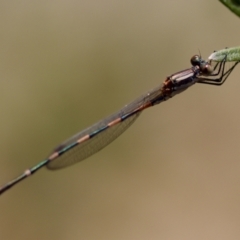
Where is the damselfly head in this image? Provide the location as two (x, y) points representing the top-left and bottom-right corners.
(199, 62), (213, 75)
(190, 55), (202, 66)
(191, 55), (213, 75)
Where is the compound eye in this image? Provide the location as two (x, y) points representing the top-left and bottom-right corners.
(191, 55), (201, 66)
(200, 63), (213, 75)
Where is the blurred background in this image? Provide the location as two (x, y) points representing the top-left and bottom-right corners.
(1, 1), (240, 240)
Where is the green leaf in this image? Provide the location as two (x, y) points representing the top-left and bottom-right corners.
(209, 46), (240, 62)
(219, 0), (240, 17)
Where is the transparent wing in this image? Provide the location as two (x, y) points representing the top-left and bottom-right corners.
(46, 84), (164, 170)
(47, 113), (140, 169)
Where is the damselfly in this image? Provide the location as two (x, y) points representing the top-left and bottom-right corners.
(0, 55), (238, 195)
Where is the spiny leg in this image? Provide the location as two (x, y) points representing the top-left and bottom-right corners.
(198, 61), (239, 86)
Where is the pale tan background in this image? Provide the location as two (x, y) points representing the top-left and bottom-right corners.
(0, 1), (240, 240)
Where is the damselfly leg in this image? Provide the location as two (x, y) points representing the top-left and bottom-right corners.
(197, 55), (239, 86)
